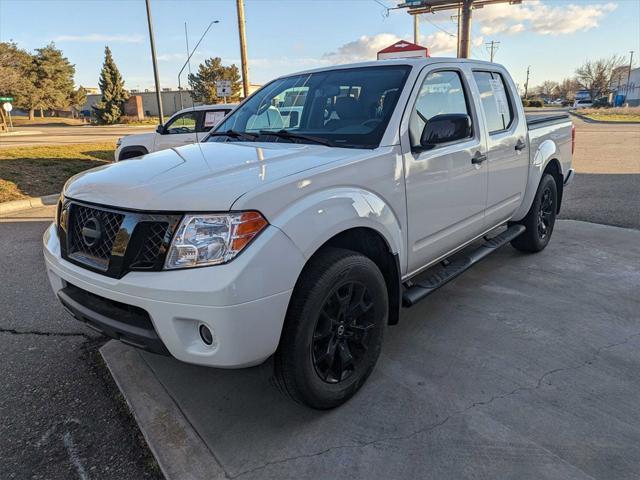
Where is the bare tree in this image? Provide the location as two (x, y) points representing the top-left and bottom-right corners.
(534, 80), (559, 99)
(575, 55), (625, 100)
(557, 78), (581, 101)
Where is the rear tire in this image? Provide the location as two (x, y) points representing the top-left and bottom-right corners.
(511, 173), (558, 252)
(274, 247), (388, 409)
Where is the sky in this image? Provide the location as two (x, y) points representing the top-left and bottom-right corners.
(1, 0), (639, 93)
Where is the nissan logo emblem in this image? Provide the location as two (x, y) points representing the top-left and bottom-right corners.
(81, 217), (103, 247)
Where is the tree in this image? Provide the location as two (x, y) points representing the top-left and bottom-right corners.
(69, 86), (87, 118)
(557, 77), (581, 101)
(93, 46), (129, 124)
(535, 80), (559, 99)
(32, 43), (75, 116)
(575, 55), (625, 100)
(188, 57), (242, 104)
(0, 42), (38, 119)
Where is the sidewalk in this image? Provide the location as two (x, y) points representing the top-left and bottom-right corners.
(102, 220), (640, 480)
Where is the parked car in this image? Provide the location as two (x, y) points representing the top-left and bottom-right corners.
(114, 104), (236, 161)
(44, 58), (574, 409)
(573, 99), (593, 109)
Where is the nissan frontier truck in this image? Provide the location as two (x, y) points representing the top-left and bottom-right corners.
(44, 58), (574, 409)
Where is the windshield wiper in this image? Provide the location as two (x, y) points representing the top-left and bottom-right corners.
(208, 130), (258, 142)
(258, 130), (335, 147)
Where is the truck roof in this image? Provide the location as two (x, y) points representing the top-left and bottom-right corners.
(287, 57), (503, 78)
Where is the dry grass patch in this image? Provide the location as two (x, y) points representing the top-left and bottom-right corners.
(578, 107), (640, 122)
(0, 143), (114, 203)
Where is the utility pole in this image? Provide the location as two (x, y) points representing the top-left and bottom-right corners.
(485, 40), (500, 62)
(524, 65), (531, 100)
(236, 0), (250, 98)
(456, 5), (461, 57)
(625, 50), (634, 101)
(414, 14), (420, 44)
(145, 0), (164, 125)
(394, 1), (521, 59)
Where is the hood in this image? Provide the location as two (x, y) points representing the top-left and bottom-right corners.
(64, 142), (357, 211)
(118, 132), (156, 148)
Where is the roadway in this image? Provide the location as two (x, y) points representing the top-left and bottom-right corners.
(0, 124), (155, 147)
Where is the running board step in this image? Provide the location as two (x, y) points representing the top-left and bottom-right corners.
(402, 224), (526, 307)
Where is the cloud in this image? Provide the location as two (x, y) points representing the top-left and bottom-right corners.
(470, 1), (617, 36)
(322, 31), (480, 63)
(53, 34), (144, 43)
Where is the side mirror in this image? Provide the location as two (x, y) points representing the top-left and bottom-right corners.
(156, 124), (165, 134)
(419, 113), (472, 151)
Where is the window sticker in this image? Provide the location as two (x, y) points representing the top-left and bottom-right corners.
(204, 110), (226, 128)
(488, 78), (509, 115)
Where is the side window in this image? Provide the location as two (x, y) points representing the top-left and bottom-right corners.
(409, 70), (471, 148)
(165, 112), (197, 134)
(473, 71), (513, 133)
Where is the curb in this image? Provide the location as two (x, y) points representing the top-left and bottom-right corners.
(100, 341), (226, 480)
(0, 193), (59, 217)
(569, 111), (640, 125)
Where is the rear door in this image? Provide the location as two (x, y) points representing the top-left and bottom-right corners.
(154, 111), (198, 151)
(471, 70), (529, 227)
(402, 64), (489, 274)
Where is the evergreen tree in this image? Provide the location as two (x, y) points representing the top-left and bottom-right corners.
(69, 86), (87, 117)
(32, 43), (75, 116)
(188, 57), (242, 104)
(0, 42), (38, 119)
(93, 46), (129, 124)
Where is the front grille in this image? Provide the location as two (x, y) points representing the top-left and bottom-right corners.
(68, 204), (125, 267)
(130, 221), (170, 269)
(59, 200), (181, 278)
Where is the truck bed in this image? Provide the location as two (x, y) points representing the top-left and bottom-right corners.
(526, 113), (571, 130)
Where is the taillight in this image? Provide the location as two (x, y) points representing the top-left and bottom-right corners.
(571, 124), (576, 155)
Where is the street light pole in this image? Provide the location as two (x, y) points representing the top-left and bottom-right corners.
(625, 51), (634, 102)
(236, 0), (250, 98)
(145, 0), (164, 125)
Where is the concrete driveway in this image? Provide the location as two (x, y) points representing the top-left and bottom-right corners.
(104, 220), (640, 480)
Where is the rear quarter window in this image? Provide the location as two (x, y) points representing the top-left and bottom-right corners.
(473, 71), (514, 134)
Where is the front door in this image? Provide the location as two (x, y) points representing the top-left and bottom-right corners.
(402, 66), (488, 274)
(155, 111), (199, 151)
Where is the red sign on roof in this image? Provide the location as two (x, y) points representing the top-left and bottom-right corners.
(377, 41), (429, 60)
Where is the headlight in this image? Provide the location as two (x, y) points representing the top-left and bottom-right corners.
(164, 211), (268, 269)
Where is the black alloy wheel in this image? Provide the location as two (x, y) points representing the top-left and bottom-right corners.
(312, 281), (375, 384)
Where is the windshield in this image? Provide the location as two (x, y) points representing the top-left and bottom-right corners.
(207, 65), (411, 149)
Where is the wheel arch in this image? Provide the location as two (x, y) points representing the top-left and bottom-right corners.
(117, 145), (149, 161)
(543, 158), (564, 213)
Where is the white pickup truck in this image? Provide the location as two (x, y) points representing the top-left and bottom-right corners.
(44, 58), (574, 409)
(114, 104), (236, 161)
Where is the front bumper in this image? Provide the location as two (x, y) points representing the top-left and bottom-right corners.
(43, 223), (305, 367)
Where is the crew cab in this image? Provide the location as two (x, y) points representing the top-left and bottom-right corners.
(114, 104), (236, 161)
(44, 58), (574, 409)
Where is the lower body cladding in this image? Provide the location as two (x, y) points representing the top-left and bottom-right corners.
(43, 223), (303, 368)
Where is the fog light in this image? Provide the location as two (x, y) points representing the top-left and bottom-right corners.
(199, 324), (214, 346)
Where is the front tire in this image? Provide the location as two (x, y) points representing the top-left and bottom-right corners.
(511, 173), (558, 252)
(274, 247), (388, 409)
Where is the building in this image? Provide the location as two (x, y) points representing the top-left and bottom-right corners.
(81, 84), (263, 118)
(622, 67), (640, 106)
(82, 89), (197, 117)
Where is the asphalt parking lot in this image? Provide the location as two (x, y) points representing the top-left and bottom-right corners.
(0, 115), (638, 479)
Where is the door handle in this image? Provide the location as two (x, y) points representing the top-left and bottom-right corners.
(472, 151), (488, 165)
(515, 139), (527, 151)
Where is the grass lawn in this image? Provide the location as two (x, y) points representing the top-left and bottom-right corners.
(577, 107), (640, 123)
(0, 143), (114, 203)
(11, 116), (86, 127)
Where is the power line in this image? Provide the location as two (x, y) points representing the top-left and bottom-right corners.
(485, 40), (500, 62)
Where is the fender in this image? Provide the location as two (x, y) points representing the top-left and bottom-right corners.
(511, 139), (563, 221)
(269, 187), (405, 268)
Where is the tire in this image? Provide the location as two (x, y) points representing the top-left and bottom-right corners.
(511, 173), (558, 252)
(274, 247), (388, 409)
